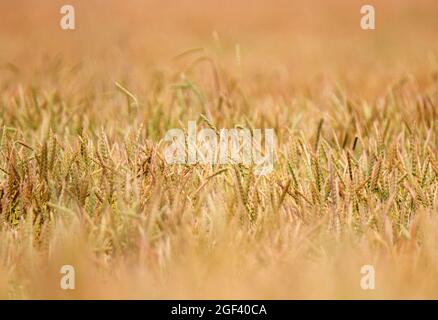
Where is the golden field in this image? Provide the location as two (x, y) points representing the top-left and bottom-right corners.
(0, 0), (438, 299)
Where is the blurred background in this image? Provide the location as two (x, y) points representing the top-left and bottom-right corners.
(1, 0), (438, 96)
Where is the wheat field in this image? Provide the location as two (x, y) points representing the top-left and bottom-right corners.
(0, 0), (438, 299)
